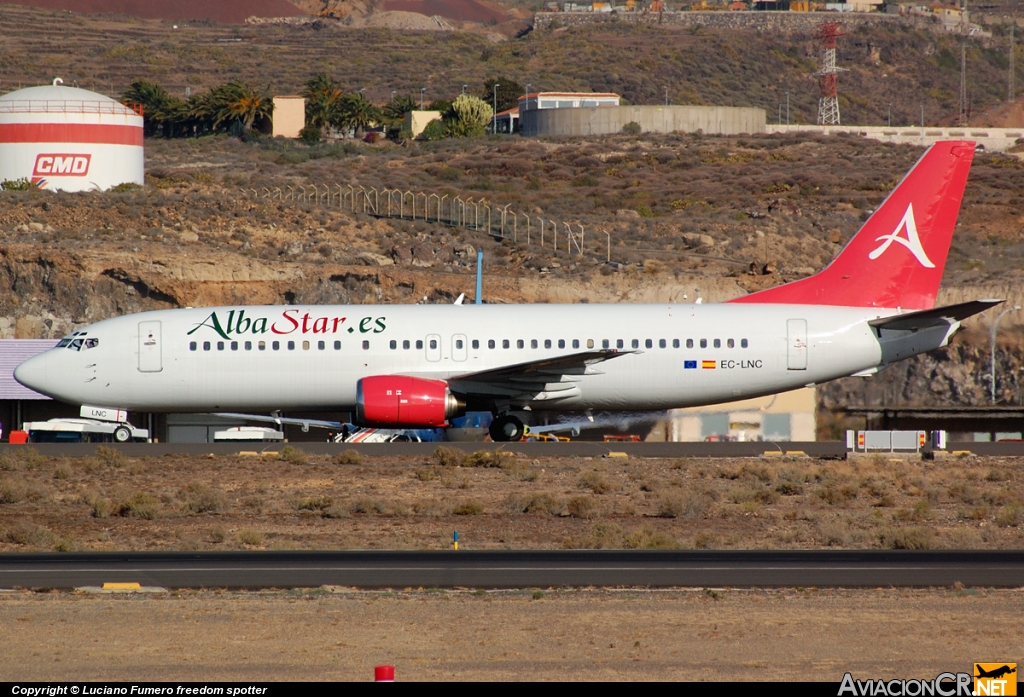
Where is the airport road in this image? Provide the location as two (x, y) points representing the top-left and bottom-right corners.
(1, 551), (1022, 589)
(1, 440), (1021, 458)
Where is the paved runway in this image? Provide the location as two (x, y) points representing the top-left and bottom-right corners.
(1, 551), (1021, 589)
(1, 440), (1020, 458)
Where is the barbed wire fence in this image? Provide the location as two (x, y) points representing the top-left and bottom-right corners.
(241, 183), (614, 263)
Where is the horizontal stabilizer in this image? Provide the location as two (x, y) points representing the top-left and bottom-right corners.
(868, 299), (1003, 331)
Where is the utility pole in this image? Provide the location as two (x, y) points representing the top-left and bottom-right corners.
(493, 83), (500, 134)
(959, 0), (969, 126)
(1010, 21), (1016, 101)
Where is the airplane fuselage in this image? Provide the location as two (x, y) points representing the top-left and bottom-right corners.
(16, 302), (907, 413)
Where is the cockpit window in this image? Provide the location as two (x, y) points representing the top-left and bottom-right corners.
(60, 337), (99, 351)
(70, 339), (83, 350)
(84, 338), (99, 349)
(56, 339), (71, 348)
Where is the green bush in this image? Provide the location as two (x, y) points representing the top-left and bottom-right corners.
(621, 121), (642, 135)
(299, 125), (322, 144)
(1, 178), (33, 191)
(419, 118), (446, 141)
(279, 445), (308, 465)
(431, 446), (465, 467)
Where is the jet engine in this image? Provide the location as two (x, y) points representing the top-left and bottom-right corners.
(355, 376), (463, 427)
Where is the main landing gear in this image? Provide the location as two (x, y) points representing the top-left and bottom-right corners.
(489, 413), (525, 442)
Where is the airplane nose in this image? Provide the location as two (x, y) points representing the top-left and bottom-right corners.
(14, 353), (52, 396)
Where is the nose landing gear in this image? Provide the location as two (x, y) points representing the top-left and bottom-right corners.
(488, 413), (525, 442)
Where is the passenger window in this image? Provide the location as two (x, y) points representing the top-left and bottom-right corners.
(416, 340), (424, 349)
(631, 339), (639, 349)
(616, 339), (624, 349)
(404, 340), (411, 349)
(586, 339), (594, 349)
(646, 339), (653, 349)
(727, 338), (734, 348)
(259, 341), (266, 351)
(272, 341), (280, 350)
(203, 341), (211, 351)
(334, 341), (341, 350)
(317, 341), (324, 350)
(672, 339), (680, 348)
(231, 341), (238, 351)
(700, 339), (707, 349)
(390, 340), (397, 349)
(429, 339), (437, 350)
(659, 339), (667, 348)
(362, 340), (370, 350)
(503, 339), (510, 349)
(302, 341), (310, 350)
(531, 339), (538, 349)
(516, 340), (524, 349)
(713, 339), (721, 349)
(189, 341), (197, 351)
(488, 339), (495, 349)
(741, 339), (749, 348)
(456, 339), (464, 349)
(245, 341), (253, 351)
(686, 339), (694, 349)
(572, 339), (579, 349)
(287, 341), (295, 350)
(217, 341), (224, 351)
(544, 339), (552, 349)
(602, 339), (610, 349)
(472, 340), (479, 349)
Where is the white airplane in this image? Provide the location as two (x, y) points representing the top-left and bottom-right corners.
(15, 140), (995, 442)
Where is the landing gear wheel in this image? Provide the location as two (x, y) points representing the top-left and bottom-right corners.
(489, 414), (525, 442)
(113, 426), (132, 443)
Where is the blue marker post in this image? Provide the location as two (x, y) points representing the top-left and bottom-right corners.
(475, 249), (483, 305)
(453, 531), (459, 551)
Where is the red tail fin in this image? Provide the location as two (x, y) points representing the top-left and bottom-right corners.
(729, 140), (975, 309)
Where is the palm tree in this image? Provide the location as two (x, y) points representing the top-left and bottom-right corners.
(208, 81), (272, 133)
(302, 73), (345, 135)
(337, 92), (381, 137)
(122, 80), (183, 137)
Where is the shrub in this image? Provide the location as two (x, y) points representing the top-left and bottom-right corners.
(89, 496), (112, 518)
(237, 529), (264, 546)
(299, 126), (322, 144)
(995, 504), (1021, 527)
(623, 525), (677, 550)
(419, 119), (446, 142)
(363, 131), (383, 143)
(879, 526), (933, 550)
(94, 445), (128, 468)
(1, 177), (34, 191)
(335, 450), (362, 465)
(279, 445), (308, 465)
(0, 480), (27, 504)
(463, 450), (510, 468)
(431, 446), (465, 467)
(181, 483), (226, 514)
(567, 495), (597, 519)
(452, 501), (483, 515)
(350, 498), (387, 514)
(621, 121), (642, 135)
(115, 493), (161, 519)
(579, 470), (613, 494)
(297, 496), (334, 512)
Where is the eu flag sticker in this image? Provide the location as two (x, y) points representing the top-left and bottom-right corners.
(684, 360), (697, 369)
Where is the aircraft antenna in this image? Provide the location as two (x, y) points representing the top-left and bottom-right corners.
(815, 21), (846, 126)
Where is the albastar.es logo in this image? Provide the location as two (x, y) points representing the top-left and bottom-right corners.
(187, 309), (387, 341)
(33, 153), (91, 177)
(868, 202), (936, 268)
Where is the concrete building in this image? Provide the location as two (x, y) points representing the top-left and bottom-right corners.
(405, 110), (442, 138)
(493, 106), (519, 134)
(521, 104), (766, 137)
(648, 387), (817, 442)
(519, 92), (621, 113)
(271, 96), (306, 138)
(767, 124), (1023, 152)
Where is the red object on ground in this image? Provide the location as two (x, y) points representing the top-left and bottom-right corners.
(374, 665), (395, 682)
(8, 430), (28, 444)
(2, 0), (306, 24)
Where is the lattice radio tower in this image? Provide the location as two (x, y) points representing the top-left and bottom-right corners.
(815, 22), (846, 126)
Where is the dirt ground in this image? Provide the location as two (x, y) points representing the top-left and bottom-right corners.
(1, 447), (1021, 552)
(1, 587), (1020, 681)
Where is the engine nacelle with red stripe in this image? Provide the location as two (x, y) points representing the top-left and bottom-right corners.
(355, 376), (463, 428)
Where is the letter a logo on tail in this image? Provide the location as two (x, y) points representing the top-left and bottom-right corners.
(868, 203), (935, 268)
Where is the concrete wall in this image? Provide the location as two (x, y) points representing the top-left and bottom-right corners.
(649, 387), (817, 442)
(272, 96), (305, 139)
(405, 110), (442, 138)
(767, 124), (1024, 153)
(522, 105), (766, 137)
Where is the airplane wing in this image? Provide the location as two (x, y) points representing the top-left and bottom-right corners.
(212, 412), (342, 432)
(868, 299), (1003, 331)
(447, 349), (636, 403)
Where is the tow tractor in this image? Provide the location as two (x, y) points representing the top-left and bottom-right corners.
(22, 406), (148, 443)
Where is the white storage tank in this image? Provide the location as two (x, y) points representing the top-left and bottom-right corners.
(0, 79), (144, 192)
